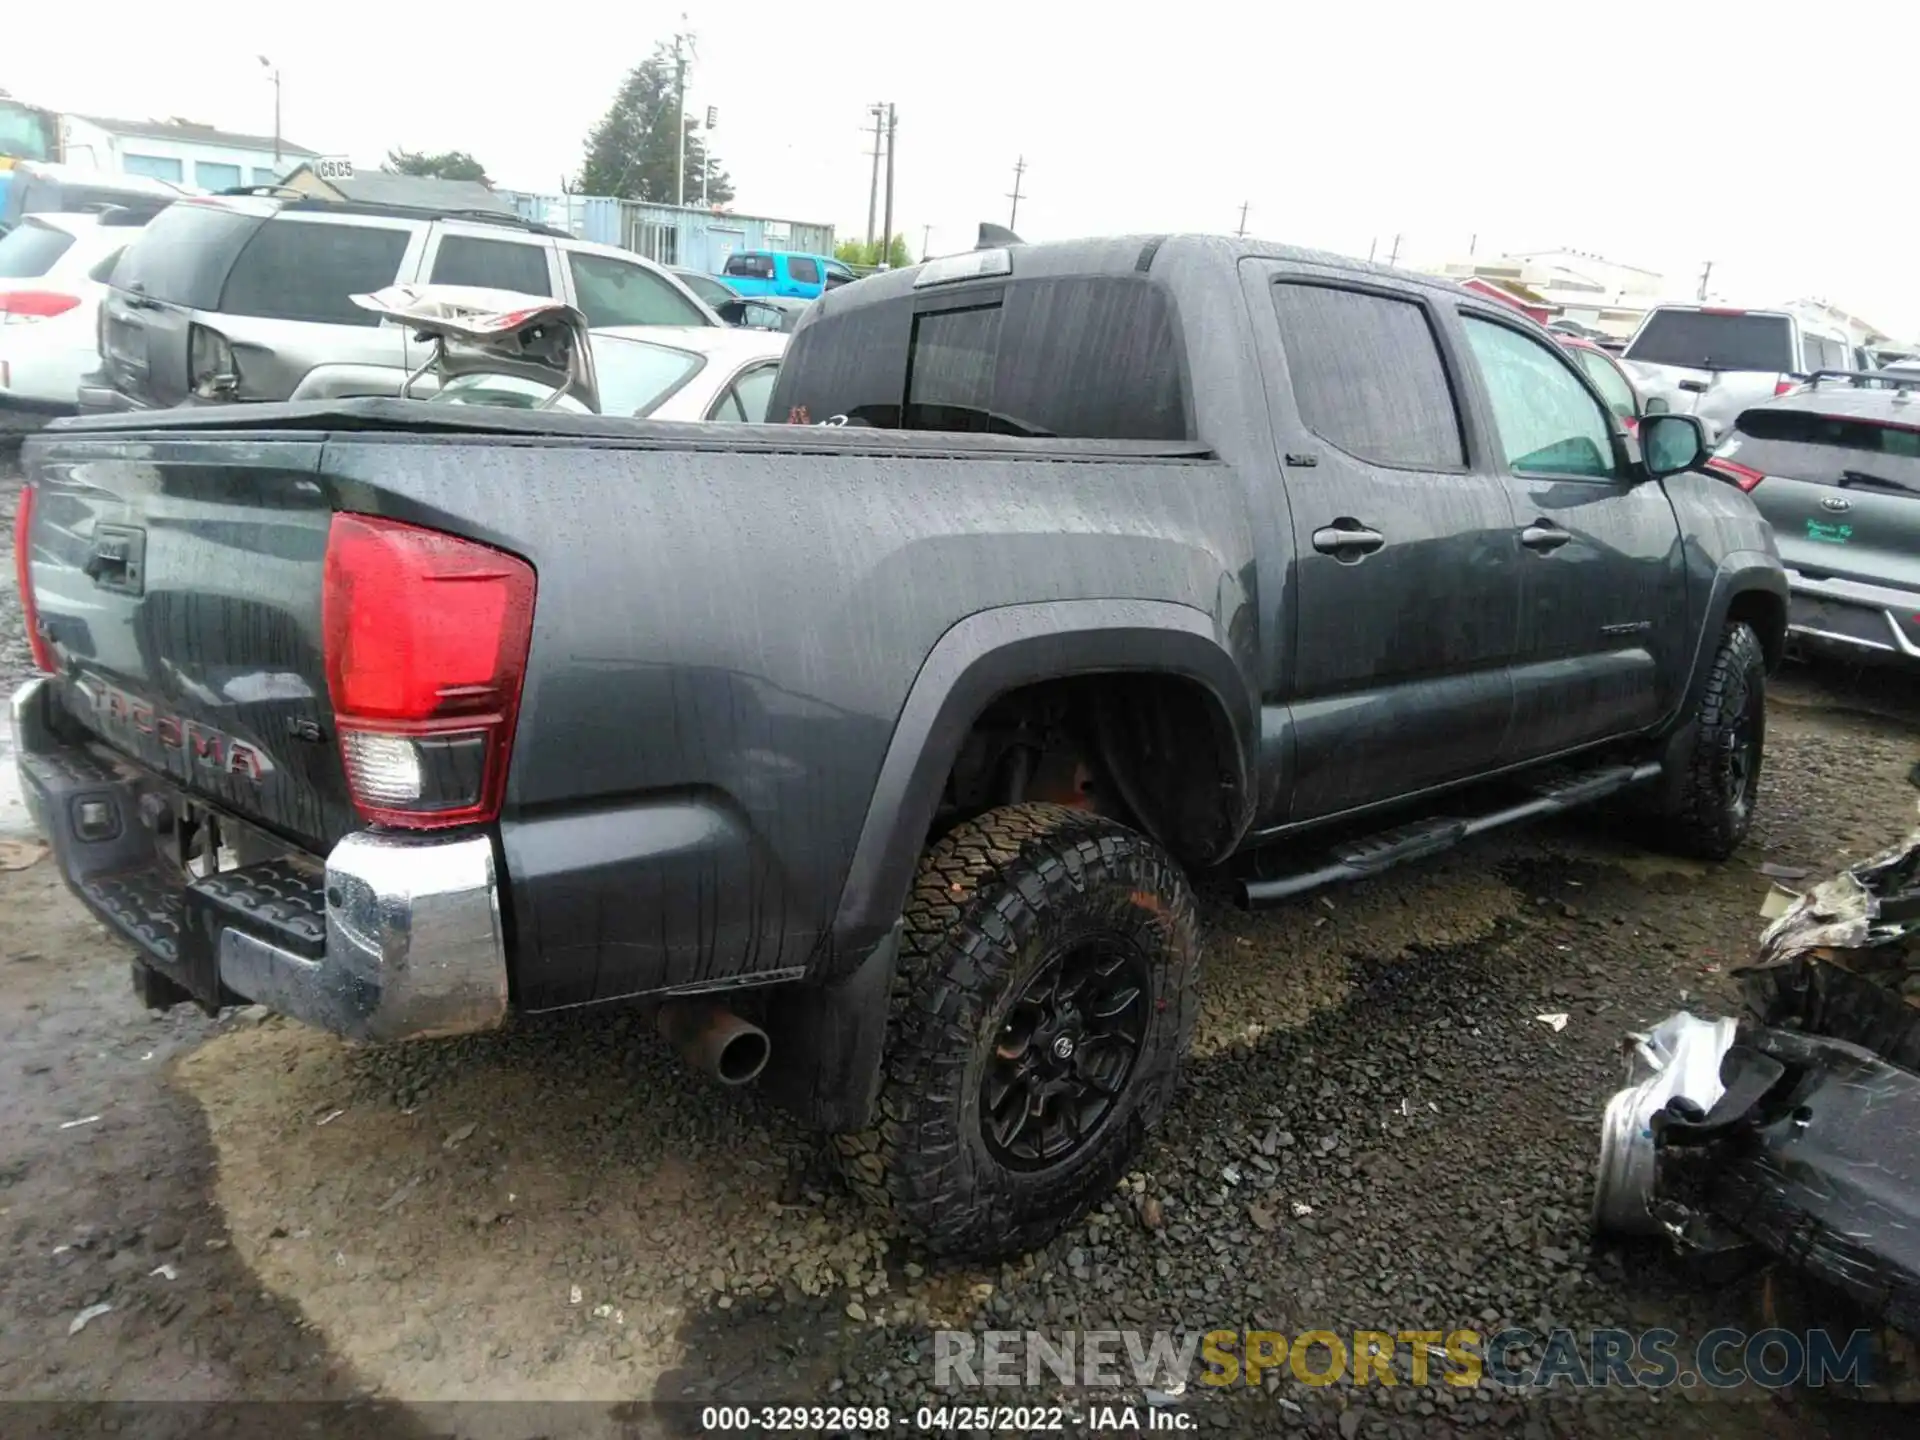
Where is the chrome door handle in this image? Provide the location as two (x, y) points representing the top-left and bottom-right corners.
(1311, 523), (1385, 560)
(1521, 522), (1571, 552)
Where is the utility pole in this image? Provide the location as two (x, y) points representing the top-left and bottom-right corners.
(701, 106), (715, 207)
(1697, 260), (1714, 302)
(920, 223), (931, 262)
(880, 104), (897, 269)
(1007, 156), (1027, 230)
(1235, 201), (1249, 238)
(672, 26), (690, 209)
(865, 104), (885, 249)
(1468, 232), (1477, 257)
(1387, 233), (1402, 266)
(1367, 236), (1378, 262)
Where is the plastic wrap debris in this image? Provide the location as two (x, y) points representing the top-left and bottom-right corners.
(1591, 1012), (1739, 1235)
(1593, 824), (1920, 1334)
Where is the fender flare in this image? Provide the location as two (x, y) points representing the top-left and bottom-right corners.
(828, 598), (1257, 961)
(1670, 551), (1789, 725)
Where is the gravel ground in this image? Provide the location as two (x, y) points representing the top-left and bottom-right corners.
(2, 438), (1917, 1436)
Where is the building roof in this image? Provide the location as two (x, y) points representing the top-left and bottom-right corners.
(77, 115), (316, 157)
(295, 166), (516, 215)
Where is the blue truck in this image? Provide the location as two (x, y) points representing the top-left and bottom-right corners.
(718, 249), (858, 300)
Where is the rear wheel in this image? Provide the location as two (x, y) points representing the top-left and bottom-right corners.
(1656, 621), (1767, 859)
(833, 803), (1201, 1259)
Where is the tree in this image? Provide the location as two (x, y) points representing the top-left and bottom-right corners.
(384, 148), (491, 185)
(834, 235), (913, 269)
(576, 42), (734, 205)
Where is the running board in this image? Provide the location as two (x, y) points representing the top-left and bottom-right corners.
(1237, 761), (1662, 908)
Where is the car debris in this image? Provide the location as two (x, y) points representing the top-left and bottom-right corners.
(1594, 819), (1920, 1333)
(67, 1302), (112, 1336)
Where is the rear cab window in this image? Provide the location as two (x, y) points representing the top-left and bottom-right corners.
(1270, 281), (1464, 468)
(724, 253), (776, 280)
(1625, 309), (1795, 373)
(0, 219), (74, 277)
(771, 273), (1190, 440)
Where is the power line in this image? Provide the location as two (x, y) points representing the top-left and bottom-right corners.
(1007, 156), (1027, 230)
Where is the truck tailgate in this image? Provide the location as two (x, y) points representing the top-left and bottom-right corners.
(23, 435), (356, 854)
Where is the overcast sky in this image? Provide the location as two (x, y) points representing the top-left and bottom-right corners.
(12, 2), (1918, 335)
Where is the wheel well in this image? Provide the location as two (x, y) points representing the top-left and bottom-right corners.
(932, 673), (1247, 865)
(1727, 589), (1787, 670)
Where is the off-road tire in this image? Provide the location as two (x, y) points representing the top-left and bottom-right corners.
(1658, 621), (1767, 860)
(833, 803), (1202, 1259)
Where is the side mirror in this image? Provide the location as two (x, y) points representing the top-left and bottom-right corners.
(1643, 395), (1670, 415)
(1641, 412), (1708, 479)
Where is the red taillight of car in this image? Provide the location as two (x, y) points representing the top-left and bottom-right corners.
(322, 514), (536, 830)
(12, 485), (56, 673)
(1774, 379), (1798, 396)
(0, 290), (80, 322)
(1705, 458), (1766, 492)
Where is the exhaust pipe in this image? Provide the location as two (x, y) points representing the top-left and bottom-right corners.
(656, 999), (771, 1087)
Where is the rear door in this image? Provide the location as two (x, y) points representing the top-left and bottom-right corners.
(1718, 403), (1920, 652)
(1253, 266), (1520, 820)
(414, 222), (561, 373)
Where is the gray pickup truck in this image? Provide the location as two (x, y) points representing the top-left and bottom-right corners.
(11, 233), (1787, 1258)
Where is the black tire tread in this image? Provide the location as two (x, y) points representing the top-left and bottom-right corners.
(833, 802), (1200, 1258)
(1663, 620), (1766, 860)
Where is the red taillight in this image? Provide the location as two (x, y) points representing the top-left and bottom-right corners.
(0, 290), (81, 321)
(1705, 458), (1766, 492)
(1774, 379), (1797, 396)
(322, 514), (536, 830)
(12, 485), (56, 673)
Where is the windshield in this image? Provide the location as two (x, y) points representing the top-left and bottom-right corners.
(1626, 310), (1795, 373)
(435, 333), (706, 416)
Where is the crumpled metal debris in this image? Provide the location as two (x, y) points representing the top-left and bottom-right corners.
(1593, 820), (1920, 1334)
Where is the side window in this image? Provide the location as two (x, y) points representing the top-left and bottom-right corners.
(1270, 282), (1465, 468)
(710, 363), (779, 422)
(1577, 348), (1638, 421)
(787, 256), (820, 286)
(1462, 316), (1618, 479)
(724, 253), (775, 280)
(220, 221), (411, 326)
(567, 251), (706, 327)
(429, 235), (553, 296)
(823, 261), (855, 286)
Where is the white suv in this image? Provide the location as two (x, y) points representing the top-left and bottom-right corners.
(84, 194), (722, 412)
(1620, 304), (1871, 443)
(0, 209), (154, 427)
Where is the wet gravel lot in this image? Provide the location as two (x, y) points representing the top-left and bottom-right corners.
(3, 443), (1917, 1438)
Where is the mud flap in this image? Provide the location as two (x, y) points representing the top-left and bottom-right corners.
(756, 921), (901, 1133)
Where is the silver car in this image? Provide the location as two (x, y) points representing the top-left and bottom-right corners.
(84, 194), (721, 411)
(1621, 304), (1872, 443)
(1709, 374), (1920, 666)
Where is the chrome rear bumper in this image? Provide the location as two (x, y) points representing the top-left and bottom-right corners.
(11, 676), (509, 1042)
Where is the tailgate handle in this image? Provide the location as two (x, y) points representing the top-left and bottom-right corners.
(85, 526), (146, 594)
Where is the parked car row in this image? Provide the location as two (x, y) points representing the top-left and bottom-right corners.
(1707, 370), (1919, 670)
(0, 191), (795, 427)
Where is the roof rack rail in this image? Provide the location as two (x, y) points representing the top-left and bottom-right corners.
(1806, 369), (1920, 393)
(216, 184), (309, 200)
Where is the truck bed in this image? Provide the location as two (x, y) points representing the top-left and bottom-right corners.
(20, 402), (1243, 1012)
